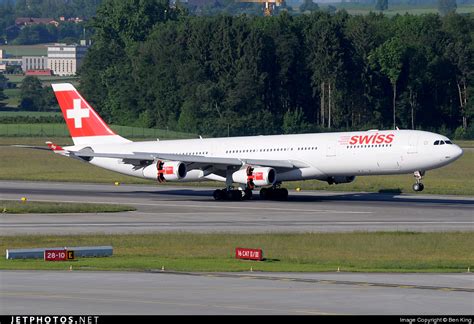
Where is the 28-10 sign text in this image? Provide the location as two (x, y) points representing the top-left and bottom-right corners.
(44, 250), (75, 261)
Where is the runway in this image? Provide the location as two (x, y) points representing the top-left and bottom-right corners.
(1, 270), (473, 315)
(1, 180), (473, 235)
(1, 181), (473, 315)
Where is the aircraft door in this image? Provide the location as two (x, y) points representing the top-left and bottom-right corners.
(326, 144), (336, 157)
(408, 135), (418, 154)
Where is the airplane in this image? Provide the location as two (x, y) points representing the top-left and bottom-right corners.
(46, 83), (463, 201)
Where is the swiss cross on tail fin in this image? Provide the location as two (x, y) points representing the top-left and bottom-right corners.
(67, 98), (90, 128)
(52, 83), (116, 138)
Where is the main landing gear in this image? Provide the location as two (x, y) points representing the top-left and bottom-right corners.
(213, 166), (254, 201)
(412, 170), (425, 192)
(212, 166), (289, 201)
(213, 188), (253, 201)
(259, 185), (288, 201)
(212, 186), (289, 201)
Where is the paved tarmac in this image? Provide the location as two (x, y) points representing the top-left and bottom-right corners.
(0, 181), (473, 235)
(1, 270), (472, 315)
(1, 181), (473, 315)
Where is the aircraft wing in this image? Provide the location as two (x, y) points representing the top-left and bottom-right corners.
(11, 143), (310, 169)
(70, 150), (310, 169)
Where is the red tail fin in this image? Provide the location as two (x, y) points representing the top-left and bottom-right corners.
(52, 83), (128, 145)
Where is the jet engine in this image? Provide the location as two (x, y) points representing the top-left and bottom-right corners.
(142, 160), (187, 182)
(232, 166), (276, 188)
(326, 176), (356, 185)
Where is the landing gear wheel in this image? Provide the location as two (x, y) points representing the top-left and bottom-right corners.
(226, 190), (242, 201)
(213, 189), (225, 201)
(259, 187), (288, 200)
(243, 188), (253, 200)
(276, 188), (288, 200)
(412, 183), (424, 192)
(214, 188), (248, 201)
(260, 187), (269, 200)
(412, 171), (425, 192)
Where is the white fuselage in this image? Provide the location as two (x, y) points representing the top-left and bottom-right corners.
(66, 129), (463, 185)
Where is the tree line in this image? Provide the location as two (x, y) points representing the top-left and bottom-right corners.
(78, 0), (473, 139)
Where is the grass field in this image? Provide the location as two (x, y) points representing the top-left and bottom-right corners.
(1, 232), (472, 272)
(0, 200), (135, 214)
(0, 124), (197, 139)
(0, 44), (47, 57)
(4, 74), (80, 87)
(0, 137), (472, 195)
(5, 74), (78, 83)
(2, 88), (21, 107)
(0, 111), (61, 117)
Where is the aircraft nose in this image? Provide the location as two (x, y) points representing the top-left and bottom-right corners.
(454, 145), (464, 160)
(442, 144), (463, 163)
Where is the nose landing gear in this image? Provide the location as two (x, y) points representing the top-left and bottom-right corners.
(412, 171), (425, 192)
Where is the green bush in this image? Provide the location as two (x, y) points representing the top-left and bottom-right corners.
(454, 126), (466, 140)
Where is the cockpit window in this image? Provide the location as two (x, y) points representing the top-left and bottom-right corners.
(434, 139), (453, 145)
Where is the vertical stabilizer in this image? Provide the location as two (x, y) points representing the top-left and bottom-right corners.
(51, 83), (130, 145)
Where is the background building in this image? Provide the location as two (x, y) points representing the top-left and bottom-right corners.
(47, 44), (88, 76)
(15, 17), (59, 27)
(21, 56), (48, 72)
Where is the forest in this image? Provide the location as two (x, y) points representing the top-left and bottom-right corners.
(79, 0), (473, 138)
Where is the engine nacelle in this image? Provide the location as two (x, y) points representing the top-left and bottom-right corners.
(142, 160), (187, 182)
(232, 166), (276, 188)
(326, 176), (356, 185)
